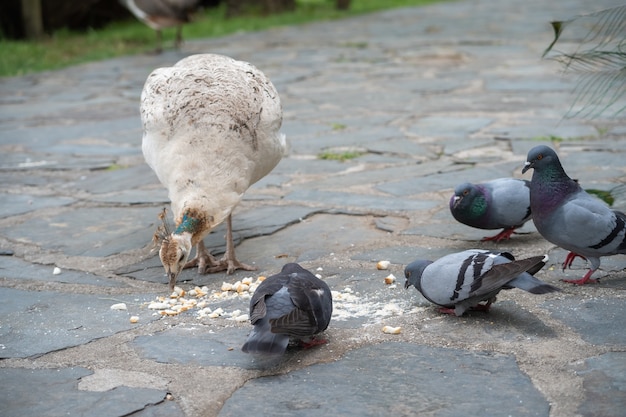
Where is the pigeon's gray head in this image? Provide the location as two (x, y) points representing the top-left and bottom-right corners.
(522, 145), (559, 174)
(281, 263), (305, 275)
(450, 182), (476, 210)
(404, 260), (432, 291)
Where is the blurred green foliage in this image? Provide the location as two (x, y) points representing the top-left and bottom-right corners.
(0, 0), (445, 77)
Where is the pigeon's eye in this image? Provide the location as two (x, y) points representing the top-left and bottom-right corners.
(537, 154), (543, 160)
(463, 189), (469, 196)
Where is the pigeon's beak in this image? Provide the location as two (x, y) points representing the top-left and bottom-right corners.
(404, 279), (411, 289)
(452, 195), (461, 209)
(522, 161), (532, 174)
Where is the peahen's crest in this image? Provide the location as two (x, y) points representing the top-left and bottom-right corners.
(152, 208), (172, 252)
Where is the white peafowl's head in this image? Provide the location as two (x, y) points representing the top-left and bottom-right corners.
(159, 233), (192, 290)
(153, 208), (192, 291)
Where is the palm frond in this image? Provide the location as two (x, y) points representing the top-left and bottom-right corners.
(543, 5), (626, 118)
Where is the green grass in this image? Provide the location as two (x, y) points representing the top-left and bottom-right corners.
(585, 189), (615, 206)
(318, 150), (364, 161)
(0, 0), (445, 77)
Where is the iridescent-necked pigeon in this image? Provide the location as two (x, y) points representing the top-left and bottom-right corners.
(404, 249), (559, 316)
(242, 263), (333, 355)
(449, 178), (532, 242)
(522, 145), (626, 285)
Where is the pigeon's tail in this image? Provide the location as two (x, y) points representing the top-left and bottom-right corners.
(241, 319), (290, 355)
(615, 209), (626, 253)
(507, 273), (561, 294)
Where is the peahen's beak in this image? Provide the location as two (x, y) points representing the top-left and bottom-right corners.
(168, 270), (178, 291)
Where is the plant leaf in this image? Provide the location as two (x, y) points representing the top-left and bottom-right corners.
(543, 5), (626, 118)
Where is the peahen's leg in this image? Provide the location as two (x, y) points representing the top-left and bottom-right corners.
(184, 240), (221, 274)
(221, 214), (257, 274)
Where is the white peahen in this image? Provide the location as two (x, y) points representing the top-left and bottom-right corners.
(141, 53), (287, 289)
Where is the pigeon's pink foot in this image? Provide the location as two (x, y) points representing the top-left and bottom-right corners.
(299, 337), (328, 349)
(481, 228), (516, 242)
(562, 269), (598, 285)
(562, 252), (586, 271)
(438, 299), (494, 316)
(438, 307), (457, 316)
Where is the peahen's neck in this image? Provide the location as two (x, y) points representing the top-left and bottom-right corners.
(173, 207), (213, 246)
(174, 213), (201, 235)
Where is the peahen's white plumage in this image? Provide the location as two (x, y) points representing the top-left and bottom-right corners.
(141, 53), (287, 289)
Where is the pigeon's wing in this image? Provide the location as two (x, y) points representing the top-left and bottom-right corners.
(558, 194), (626, 254)
(469, 255), (548, 296)
(489, 178), (532, 227)
(419, 250), (496, 306)
(270, 270), (332, 337)
(248, 276), (288, 325)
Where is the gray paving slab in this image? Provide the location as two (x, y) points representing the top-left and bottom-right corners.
(0, 193), (75, 218)
(285, 189), (438, 211)
(219, 342), (550, 417)
(133, 325), (269, 369)
(575, 352), (626, 417)
(0, 0), (625, 416)
(0, 288), (158, 358)
(543, 297), (626, 346)
(76, 164), (162, 194)
(2, 207), (157, 257)
(0, 256), (127, 287)
(0, 367), (179, 417)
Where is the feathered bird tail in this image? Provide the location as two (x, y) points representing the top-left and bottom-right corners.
(507, 273), (561, 294)
(241, 318), (290, 355)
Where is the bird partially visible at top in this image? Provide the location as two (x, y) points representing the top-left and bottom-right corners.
(523, 145), (626, 285)
(449, 178), (532, 242)
(142, 53), (287, 290)
(120, 0), (201, 53)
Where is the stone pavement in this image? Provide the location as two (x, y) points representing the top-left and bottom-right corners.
(1, 0), (625, 416)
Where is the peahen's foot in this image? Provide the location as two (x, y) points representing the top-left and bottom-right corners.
(214, 213), (258, 274)
(202, 256), (257, 275)
(184, 241), (221, 274)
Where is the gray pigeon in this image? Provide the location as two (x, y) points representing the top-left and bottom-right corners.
(404, 249), (559, 316)
(449, 178), (532, 242)
(522, 145), (626, 285)
(242, 263), (333, 355)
